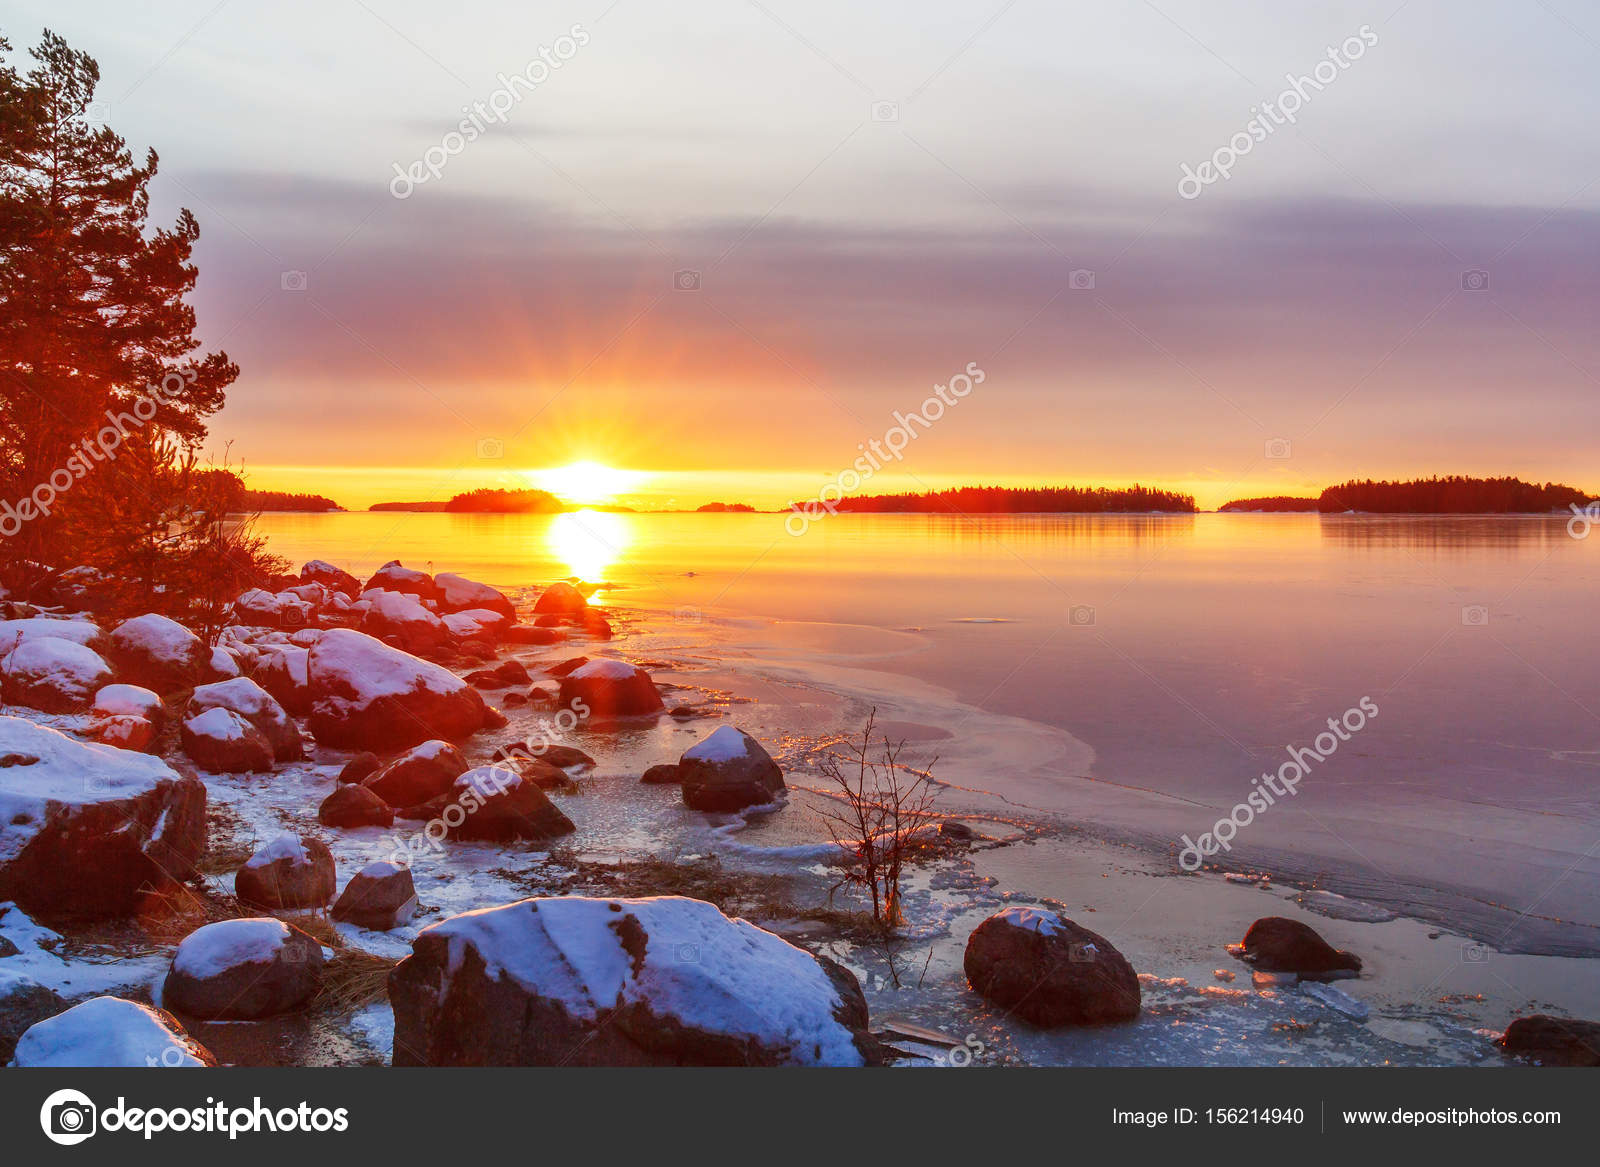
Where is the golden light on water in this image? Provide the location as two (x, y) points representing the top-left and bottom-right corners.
(547, 509), (630, 581)
(533, 460), (645, 505)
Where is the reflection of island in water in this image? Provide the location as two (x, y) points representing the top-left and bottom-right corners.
(1316, 513), (1583, 551)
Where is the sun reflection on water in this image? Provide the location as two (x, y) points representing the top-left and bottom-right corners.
(547, 509), (630, 581)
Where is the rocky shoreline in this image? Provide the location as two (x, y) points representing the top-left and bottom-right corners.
(0, 560), (1595, 1067)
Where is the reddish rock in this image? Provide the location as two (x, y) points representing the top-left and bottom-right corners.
(964, 907), (1141, 1027)
(234, 835), (337, 910)
(319, 783), (394, 829)
(363, 740), (467, 807)
(1240, 917), (1362, 977)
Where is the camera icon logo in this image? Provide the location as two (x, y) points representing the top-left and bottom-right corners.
(673, 269), (701, 291)
(1462, 941), (1490, 964)
(871, 100), (899, 122)
(1069, 268), (1096, 291)
(1264, 437), (1292, 460)
(673, 607), (704, 625)
(1461, 604), (1489, 627)
(40, 1088), (97, 1146)
(476, 437), (505, 460)
(1461, 269), (1489, 292)
(1068, 604), (1096, 627)
(86, 101), (112, 123)
(675, 942), (700, 963)
(280, 270), (308, 293)
(280, 604), (308, 629)
(1068, 940), (1099, 963)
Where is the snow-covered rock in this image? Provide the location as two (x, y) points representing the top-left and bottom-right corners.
(301, 559), (362, 598)
(364, 561), (438, 601)
(435, 573), (515, 619)
(306, 629), (489, 750)
(187, 677), (302, 762)
(235, 834), (337, 910)
(443, 608), (510, 643)
(107, 613), (209, 692)
(0, 716), (205, 916)
(964, 907), (1141, 1027)
(389, 896), (881, 1066)
(92, 682), (165, 724)
(0, 968), (66, 1064)
(363, 740), (467, 808)
(556, 658), (663, 719)
(361, 589), (448, 654)
(533, 580), (587, 615)
(254, 644), (310, 715)
(0, 616), (101, 656)
(91, 714), (158, 752)
(332, 861), (417, 931)
(180, 706), (275, 774)
(678, 726), (785, 812)
(0, 636), (113, 711)
(442, 766), (574, 841)
(233, 588), (314, 628)
(163, 918), (324, 1020)
(11, 996), (214, 1067)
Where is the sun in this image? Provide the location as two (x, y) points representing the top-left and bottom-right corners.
(533, 460), (644, 505)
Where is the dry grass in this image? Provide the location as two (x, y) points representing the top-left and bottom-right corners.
(312, 948), (398, 1015)
(196, 801), (258, 876)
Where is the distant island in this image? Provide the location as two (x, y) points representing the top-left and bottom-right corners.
(368, 489), (637, 514)
(369, 500), (448, 512)
(1220, 476), (1594, 514)
(242, 489), (342, 512)
(830, 485), (1197, 513)
(696, 502), (755, 512)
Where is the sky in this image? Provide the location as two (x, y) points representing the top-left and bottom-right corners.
(9, 0), (1600, 509)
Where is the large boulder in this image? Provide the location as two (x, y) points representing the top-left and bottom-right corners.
(163, 918), (324, 1021)
(0, 616), (101, 656)
(92, 683), (165, 727)
(234, 834), (337, 910)
(232, 588), (314, 629)
(964, 906), (1141, 1027)
(533, 580), (586, 615)
(180, 707), (275, 774)
(363, 740), (467, 807)
(436, 573), (515, 620)
(0, 970), (67, 1065)
(0, 636), (113, 711)
(254, 644), (310, 715)
(1500, 1015), (1600, 1067)
(318, 783), (394, 829)
(1239, 917), (1362, 977)
(11, 996), (215, 1067)
(332, 861), (417, 931)
(364, 561), (438, 602)
(0, 716), (205, 917)
(361, 590), (449, 654)
(187, 677), (303, 762)
(390, 896), (881, 1066)
(91, 715), (157, 753)
(307, 629), (489, 750)
(301, 559), (362, 598)
(337, 751), (381, 785)
(444, 766), (575, 841)
(557, 658), (663, 719)
(679, 726), (785, 812)
(106, 614), (209, 692)
(443, 608), (511, 643)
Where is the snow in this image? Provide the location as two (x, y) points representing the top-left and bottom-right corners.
(571, 658), (644, 682)
(683, 725), (757, 764)
(418, 895), (864, 1065)
(994, 905), (1065, 936)
(309, 628), (465, 701)
(436, 574), (509, 611)
(184, 706), (251, 741)
(10, 996), (207, 1068)
(91, 681), (160, 720)
(244, 834), (310, 869)
(442, 610), (504, 639)
(1, 636), (112, 701)
(191, 677), (282, 720)
(112, 613), (199, 657)
(172, 917), (294, 978)
(0, 617), (101, 655)
(209, 647), (242, 678)
(0, 716), (180, 864)
(305, 559), (342, 575)
(1300, 981), (1370, 1020)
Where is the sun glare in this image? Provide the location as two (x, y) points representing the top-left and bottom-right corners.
(547, 509), (629, 581)
(534, 460), (643, 505)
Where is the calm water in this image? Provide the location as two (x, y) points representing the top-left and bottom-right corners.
(255, 511), (1600, 952)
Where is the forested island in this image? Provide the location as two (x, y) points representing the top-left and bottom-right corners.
(828, 485), (1197, 513)
(1219, 477), (1593, 514)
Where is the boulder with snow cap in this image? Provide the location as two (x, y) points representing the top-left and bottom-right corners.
(93, 682), (165, 725)
(362, 589), (449, 654)
(301, 559), (363, 598)
(444, 766), (575, 841)
(186, 677), (303, 762)
(306, 629), (489, 750)
(332, 861), (417, 931)
(557, 658), (663, 719)
(964, 906), (1141, 1027)
(390, 895), (882, 1066)
(435, 573), (515, 620)
(533, 580), (587, 615)
(234, 834), (336, 910)
(679, 726), (785, 812)
(362, 740), (467, 807)
(232, 588), (314, 629)
(163, 918), (324, 1020)
(0, 636), (112, 711)
(364, 561), (438, 602)
(92, 715), (157, 752)
(0, 716), (206, 917)
(11, 996), (215, 1067)
(443, 608), (511, 643)
(0, 616), (102, 656)
(180, 707), (275, 774)
(255, 644), (311, 715)
(107, 613), (210, 692)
